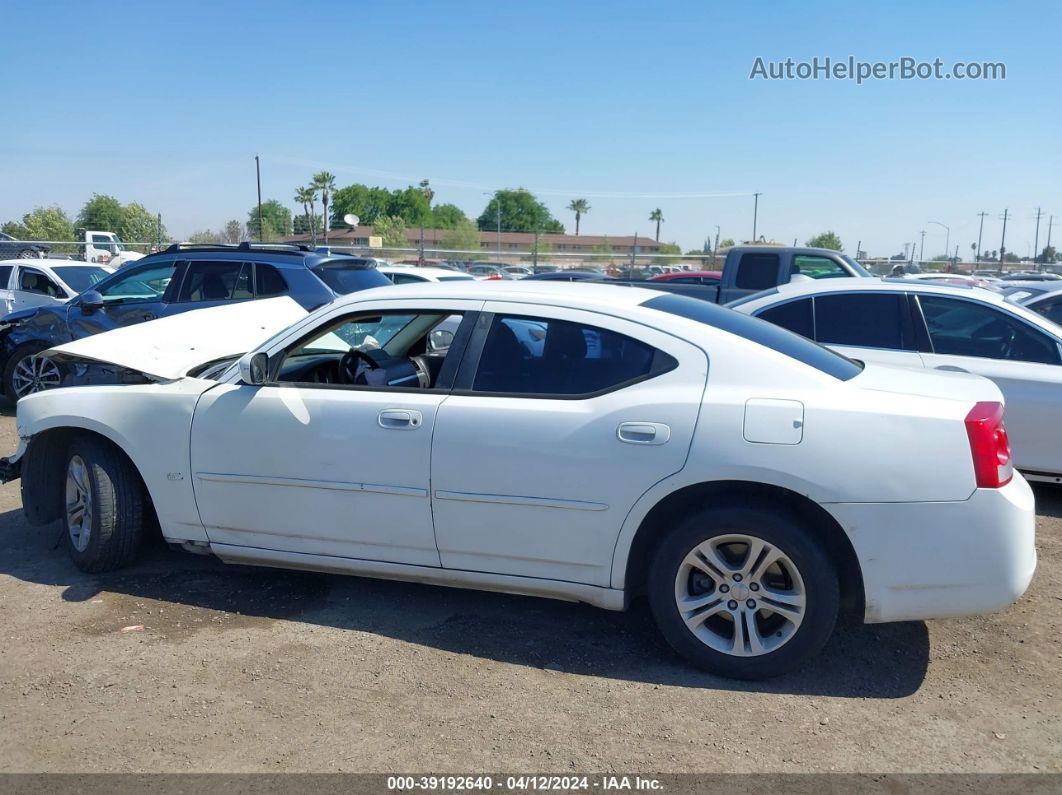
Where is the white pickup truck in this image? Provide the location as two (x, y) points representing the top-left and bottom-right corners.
(75, 229), (145, 267)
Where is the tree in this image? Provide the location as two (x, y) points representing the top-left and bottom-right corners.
(419, 179), (434, 205)
(247, 200), (291, 241)
(223, 220), (243, 244)
(331, 184), (391, 227)
(440, 218), (481, 256)
(313, 172), (336, 244)
(567, 199), (590, 235)
(430, 203), (468, 229)
(719, 238), (736, 249)
(295, 186), (317, 242)
(1040, 245), (1057, 263)
(386, 186), (433, 227)
(77, 194), (125, 234)
(2, 206), (77, 253)
(649, 208), (664, 241)
(120, 202), (163, 246)
(187, 229), (222, 244)
(477, 189), (563, 234)
(806, 231), (843, 251)
(374, 215), (407, 248)
(654, 242), (681, 263)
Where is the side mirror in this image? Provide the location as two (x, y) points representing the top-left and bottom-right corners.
(238, 351), (270, 385)
(429, 329), (454, 350)
(80, 290), (104, 313)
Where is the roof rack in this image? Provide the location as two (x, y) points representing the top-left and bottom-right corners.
(154, 242), (316, 256)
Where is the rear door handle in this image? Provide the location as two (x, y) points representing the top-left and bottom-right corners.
(617, 422), (670, 445)
(378, 409), (422, 430)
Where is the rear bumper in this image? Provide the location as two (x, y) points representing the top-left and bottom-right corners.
(826, 475), (1037, 624)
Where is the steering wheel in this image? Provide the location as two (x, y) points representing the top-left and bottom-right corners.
(339, 348), (379, 385)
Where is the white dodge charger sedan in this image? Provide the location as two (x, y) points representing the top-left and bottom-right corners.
(0, 282), (1036, 679)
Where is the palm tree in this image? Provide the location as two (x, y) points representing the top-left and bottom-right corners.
(567, 199), (590, 235)
(313, 172), (337, 245)
(649, 208), (664, 241)
(295, 186), (316, 242)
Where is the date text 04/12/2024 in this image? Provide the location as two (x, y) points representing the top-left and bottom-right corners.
(386, 776), (664, 791)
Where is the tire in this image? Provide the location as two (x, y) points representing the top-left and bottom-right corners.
(3, 341), (62, 402)
(16, 248), (39, 259)
(648, 506), (839, 680)
(63, 436), (145, 573)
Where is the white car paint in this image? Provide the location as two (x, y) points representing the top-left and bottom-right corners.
(731, 277), (1062, 480)
(47, 296), (308, 379)
(9, 282), (1035, 640)
(378, 266), (475, 284)
(0, 259), (114, 314)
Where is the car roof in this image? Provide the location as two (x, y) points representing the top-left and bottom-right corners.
(330, 278), (662, 313)
(1024, 283), (1062, 304)
(132, 244), (370, 270)
(380, 266), (472, 279)
(0, 258), (106, 268)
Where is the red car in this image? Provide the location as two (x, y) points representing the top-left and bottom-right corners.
(648, 270), (722, 285)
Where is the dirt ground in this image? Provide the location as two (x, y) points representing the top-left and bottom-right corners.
(0, 412), (1058, 774)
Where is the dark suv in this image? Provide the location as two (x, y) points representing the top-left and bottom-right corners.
(0, 243), (391, 400)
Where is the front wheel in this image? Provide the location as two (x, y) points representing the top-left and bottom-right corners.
(3, 341), (62, 401)
(648, 506), (839, 679)
(64, 436), (145, 572)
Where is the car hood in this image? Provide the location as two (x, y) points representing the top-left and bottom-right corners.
(46, 297), (309, 380)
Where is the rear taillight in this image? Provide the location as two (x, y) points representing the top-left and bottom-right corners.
(965, 401), (1013, 488)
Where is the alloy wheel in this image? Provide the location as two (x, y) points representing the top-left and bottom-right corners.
(66, 455), (93, 553)
(674, 533), (806, 657)
(12, 354), (61, 398)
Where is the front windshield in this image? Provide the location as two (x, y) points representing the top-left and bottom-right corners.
(52, 266), (111, 294)
(843, 255), (872, 276)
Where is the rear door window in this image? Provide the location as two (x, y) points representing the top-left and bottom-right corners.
(178, 261), (252, 302)
(0, 265), (13, 288)
(814, 293), (907, 349)
(734, 253), (780, 291)
(472, 315), (671, 396)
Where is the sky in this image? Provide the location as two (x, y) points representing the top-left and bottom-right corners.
(2, 0), (1060, 258)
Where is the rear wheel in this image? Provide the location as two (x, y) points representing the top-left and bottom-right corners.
(16, 248), (40, 259)
(64, 436), (145, 572)
(648, 506), (839, 679)
(3, 341), (61, 401)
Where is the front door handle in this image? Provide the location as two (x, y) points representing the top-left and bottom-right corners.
(617, 422), (670, 445)
(378, 409), (423, 430)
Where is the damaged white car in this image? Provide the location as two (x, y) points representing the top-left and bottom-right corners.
(0, 283), (1037, 679)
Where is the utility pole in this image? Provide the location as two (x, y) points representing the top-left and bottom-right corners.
(156, 212), (162, 250)
(1047, 216), (1054, 266)
(919, 230), (926, 264)
(752, 193), (761, 241)
(532, 229), (540, 271)
(629, 233), (639, 278)
(855, 239), (862, 259)
(999, 208), (1009, 271)
(254, 155), (263, 242)
(713, 226), (720, 266)
(975, 211), (988, 262)
(496, 203), (502, 260)
(1033, 207), (1044, 268)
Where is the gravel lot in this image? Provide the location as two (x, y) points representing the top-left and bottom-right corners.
(0, 410), (1058, 774)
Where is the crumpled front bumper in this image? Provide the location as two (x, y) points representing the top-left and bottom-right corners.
(0, 440), (26, 483)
